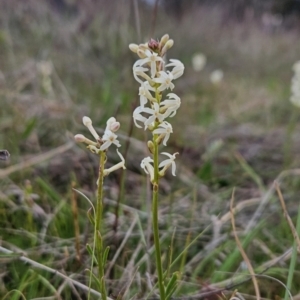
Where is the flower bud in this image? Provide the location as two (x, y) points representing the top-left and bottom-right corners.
(83, 116), (92, 126)
(160, 34), (169, 47)
(137, 49), (147, 59)
(155, 134), (164, 146)
(148, 38), (159, 52)
(161, 39), (174, 56)
(147, 140), (155, 154)
(74, 134), (86, 143)
(82, 116), (100, 141)
(129, 43), (139, 53)
(110, 122), (120, 132)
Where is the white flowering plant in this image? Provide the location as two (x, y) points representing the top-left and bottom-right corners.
(129, 34), (184, 300)
(74, 116), (125, 300)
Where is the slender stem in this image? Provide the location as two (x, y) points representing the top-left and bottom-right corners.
(95, 151), (107, 300)
(152, 137), (166, 300)
(284, 202), (300, 300)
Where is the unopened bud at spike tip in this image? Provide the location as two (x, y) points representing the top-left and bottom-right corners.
(129, 43), (139, 53)
(161, 40), (174, 57)
(148, 39), (159, 52)
(83, 116), (92, 126)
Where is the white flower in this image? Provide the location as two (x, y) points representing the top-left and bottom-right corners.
(133, 65), (152, 85)
(100, 130), (121, 151)
(134, 50), (163, 78)
(82, 116), (100, 141)
(74, 134), (98, 146)
(139, 81), (156, 107)
(210, 70), (224, 84)
(141, 156), (154, 182)
(103, 149), (126, 176)
(159, 152), (179, 176)
(153, 71), (175, 92)
(143, 102), (166, 128)
(105, 117), (120, 133)
(133, 106), (148, 128)
(153, 121), (173, 146)
(191, 53), (206, 72)
(160, 93), (181, 118)
(166, 59), (185, 79)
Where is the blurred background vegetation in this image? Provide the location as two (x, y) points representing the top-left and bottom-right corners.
(1, 0), (300, 299)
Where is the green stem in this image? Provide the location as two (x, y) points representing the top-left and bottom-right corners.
(284, 202), (300, 300)
(95, 151), (107, 300)
(152, 138), (166, 300)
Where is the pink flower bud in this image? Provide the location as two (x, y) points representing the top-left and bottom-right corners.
(110, 122), (120, 132)
(74, 134), (86, 143)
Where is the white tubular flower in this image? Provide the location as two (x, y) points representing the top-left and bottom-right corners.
(153, 71), (175, 92)
(133, 65), (152, 85)
(143, 102), (166, 128)
(74, 134), (98, 146)
(100, 130), (121, 151)
(160, 93), (181, 118)
(153, 121), (173, 146)
(83, 116), (100, 141)
(103, 149), (126, 176)
(133, 106), (148, 128)
(166, 59), (185, 79)
(141, 156), (154, 182)
(134, 49), (163, 78)
(105, 117), (120, 132)
(159, 152), (179, 176)
(139, 82), (156, 107)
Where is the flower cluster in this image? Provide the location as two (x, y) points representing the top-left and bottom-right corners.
(129, 34), (184, 182)
(290, 61), (300, 107)
(74, 116), (125, 176)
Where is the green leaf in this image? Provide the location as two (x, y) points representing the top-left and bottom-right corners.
(86, 244), (98, 265)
